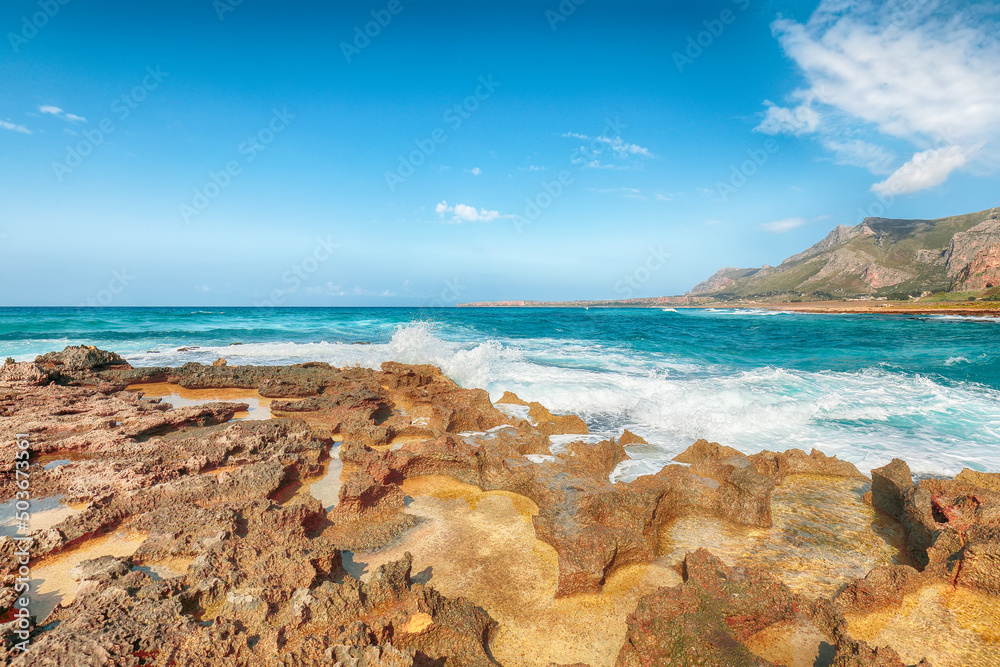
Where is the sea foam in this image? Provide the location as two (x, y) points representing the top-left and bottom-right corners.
(123, 322), (1000, 479)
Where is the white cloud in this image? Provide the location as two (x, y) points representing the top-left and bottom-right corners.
(756, 100), (821, 136)
(39, 105), (86, 123)
(600, 135), (652, 158)
(762, 217), (808, 233)
(589, 187), (679, 201)
(761, 0), (1000, 193)
(823, 138), (896, 174)
(563, 131), (654, 169)
(518, 165), (545, 172)
(306, 282), (345, 296)
(467, 167), (482, 176)
(0, 120), (31, 134)
(871, 145), (972, 196)
(591, 187), (642, 197)
(351, 286), (396, 297)
(435, 201), (509, 223)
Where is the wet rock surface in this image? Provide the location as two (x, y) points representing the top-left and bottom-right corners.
(0, 346), (996, 666)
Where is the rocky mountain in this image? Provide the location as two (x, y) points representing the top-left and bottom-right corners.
(690, 207), (1000, 299)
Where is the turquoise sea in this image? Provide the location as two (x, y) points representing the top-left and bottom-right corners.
(2, 307), (999, 478)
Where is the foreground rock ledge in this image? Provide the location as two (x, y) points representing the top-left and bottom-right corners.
(0, 346), (996, 666)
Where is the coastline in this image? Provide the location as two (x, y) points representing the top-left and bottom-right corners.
(0, 346), (997, 666)
(695, 300), (1000, 318)
(457, 297), (1000, 318)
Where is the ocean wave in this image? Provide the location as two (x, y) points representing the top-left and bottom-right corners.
(697, 308), (792, 316)
(122, 322), (1000, 478)
(925, 314), (999, 323)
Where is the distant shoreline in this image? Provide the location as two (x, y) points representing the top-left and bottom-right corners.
(458, 298), (1000, 317)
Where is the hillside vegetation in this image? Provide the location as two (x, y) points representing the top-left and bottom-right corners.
(690, 207), (1000, 300)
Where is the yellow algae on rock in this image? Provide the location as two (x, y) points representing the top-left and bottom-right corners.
(345, 475), (680, 667)
(400, 612), (434, 634)
(845, 583), (1000, 667)
(126, 383), (272, 420)
(662, 474), (906, 595)
(744, 618), (832, 667)
(31, 529), (148, 622)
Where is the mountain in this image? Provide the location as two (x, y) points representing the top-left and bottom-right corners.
(690, 207), (1000, 299)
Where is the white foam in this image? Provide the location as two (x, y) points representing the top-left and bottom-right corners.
(120, 322), (1000, 478)
(495, 403), (530, 420)
(609, 458), (674, 484)
(926, 315), (999, 323)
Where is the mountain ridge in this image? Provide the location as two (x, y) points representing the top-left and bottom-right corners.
(689, 207), (1000, 299)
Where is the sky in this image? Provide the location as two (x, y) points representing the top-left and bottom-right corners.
(1, 0), (999, 306)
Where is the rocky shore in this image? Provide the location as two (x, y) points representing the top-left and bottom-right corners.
(0, 346), (997, 666)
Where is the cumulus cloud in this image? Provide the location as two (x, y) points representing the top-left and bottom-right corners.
(756, 101), (821, 136)
(759, 0), (1000, 194)
(871, 145), (973, 196)
(761, 217), (808, 233)
(466, 167), (482, 176)
(435, 201), (509, 223)
(0, 120), (31, 134)
(39, 105), (86, 123)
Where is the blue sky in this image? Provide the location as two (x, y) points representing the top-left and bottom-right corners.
(1, 0), (999, 306)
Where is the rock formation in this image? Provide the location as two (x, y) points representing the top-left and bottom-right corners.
(0, 346), (997, 666)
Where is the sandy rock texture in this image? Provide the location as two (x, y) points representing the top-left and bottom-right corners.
(0, 346), (996, 666)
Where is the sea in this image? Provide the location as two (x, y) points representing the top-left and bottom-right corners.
(2, 306), (999, 479)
